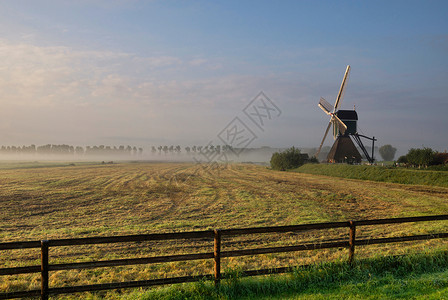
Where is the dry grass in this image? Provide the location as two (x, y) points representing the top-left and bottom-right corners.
(1, 162), (447, 297)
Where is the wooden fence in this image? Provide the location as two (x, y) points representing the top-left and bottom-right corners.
(1, 214), (448, 299)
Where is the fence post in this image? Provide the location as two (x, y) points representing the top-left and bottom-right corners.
(348, 221), (356, 265)
(41, 240), (49, 300)
(214, 229), (221, 287)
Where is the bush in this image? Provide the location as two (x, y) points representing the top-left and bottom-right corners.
(270, 147), (304, 171)
(397, 155), (408, 164)
(309, 156), (319, 164)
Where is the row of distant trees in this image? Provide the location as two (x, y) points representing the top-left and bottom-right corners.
(150, 145), (233, 155)
(0, 144), (235, 156)
(397, 147), (448, 168)
(0, 144), (143, 156)
(378, 144), (448, 168)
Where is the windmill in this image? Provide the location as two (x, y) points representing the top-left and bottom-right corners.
(315, 65), (376, 163)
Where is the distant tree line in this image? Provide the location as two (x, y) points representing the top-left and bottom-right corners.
(0, 144), (236, 157)
(150, 145), (233, 155)
(0, 144), (143, 156)
(397, 147), (448, 168)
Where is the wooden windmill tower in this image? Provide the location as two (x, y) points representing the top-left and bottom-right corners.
(315, 65), (376, 163)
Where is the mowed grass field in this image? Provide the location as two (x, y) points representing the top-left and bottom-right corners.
(1, 161), (448, 297)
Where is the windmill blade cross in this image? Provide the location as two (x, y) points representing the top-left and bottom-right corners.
(315, 65), (353, 159)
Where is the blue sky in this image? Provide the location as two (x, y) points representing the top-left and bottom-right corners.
(0, 0), (447, 155)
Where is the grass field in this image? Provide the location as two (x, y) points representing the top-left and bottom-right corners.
(295, 164), (448, 188)
(1, 161), (448, 298)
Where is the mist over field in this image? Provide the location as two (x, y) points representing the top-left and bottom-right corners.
(0, 145), (284, 164)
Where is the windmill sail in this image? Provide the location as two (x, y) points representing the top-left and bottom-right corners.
(333, 65), (350, 111)
(316, 121), (332, 157)
(318, 97), (333, 115)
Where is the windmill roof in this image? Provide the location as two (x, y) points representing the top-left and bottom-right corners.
(336, 110), (358, 120)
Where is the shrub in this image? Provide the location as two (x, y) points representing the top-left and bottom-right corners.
(270, 147), (304, 171)
(309, 156), (319, 164)
(397, 155), (408, 164)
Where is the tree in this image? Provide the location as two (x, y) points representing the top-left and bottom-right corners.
(75, 146), (84, 155)
(270, 147), (305, 171)
(379, 144), (397, 161)
(406, 147), (434, 168)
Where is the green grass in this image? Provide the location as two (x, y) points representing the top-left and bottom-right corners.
(122, 250), (448, 300)
(428, 165), (448, 172)
(294, 164), (448, 188)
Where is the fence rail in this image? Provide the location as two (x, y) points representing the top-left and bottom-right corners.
(1, 214), (448, 299)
